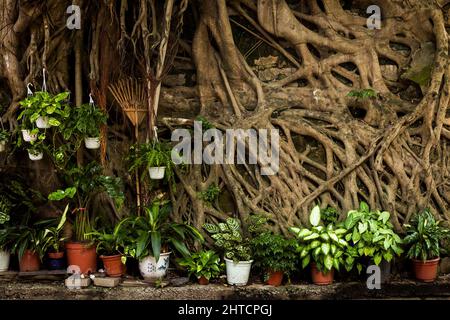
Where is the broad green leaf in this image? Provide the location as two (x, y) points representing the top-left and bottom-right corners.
(310, 205), (321, 227)
(324, 255), (333, 271)
(321, 243), (330, 255)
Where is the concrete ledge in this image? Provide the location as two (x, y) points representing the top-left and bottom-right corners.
(1, 275), (450, 300)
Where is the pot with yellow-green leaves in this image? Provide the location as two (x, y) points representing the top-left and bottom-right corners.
(342, 202), (404, 283)
(290, 206), (353, 285)
(179, 250), (224, 285)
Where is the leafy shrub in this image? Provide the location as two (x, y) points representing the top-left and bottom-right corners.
(404, 209), (450, 261)
(178, 250), (224, 281)
(290, 206), (352, 273)
(343, 202), (403, 271)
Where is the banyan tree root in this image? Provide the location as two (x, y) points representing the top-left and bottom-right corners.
(168, 0), (450, 234)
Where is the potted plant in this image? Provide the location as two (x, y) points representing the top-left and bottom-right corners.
(404, 209), (450, 282)
(48, 162), (125, 274)
(290, 206), (352, 285)
(0, 196), (13, 271)
(250, 232), (297, 286)
(87, 220), (132, 277)
(178, 250), (224, 285)
(0, 129), (9, 152)
(18, 91), (71, 129)
(27, 141), (45, 161)
(128, 141), (175, 181)
(0, 227), (13, 272)
(121, 200), (203, 281)
(39, 206), (68, 270)
(247, 214), (297, 286)
(68, 103), (107, 149)
(11, 224), (47, 272)
(203, 218), (253, 286)
(342, 202), (404, 282)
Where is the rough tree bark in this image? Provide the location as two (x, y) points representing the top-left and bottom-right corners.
(0, 0), (449, 234)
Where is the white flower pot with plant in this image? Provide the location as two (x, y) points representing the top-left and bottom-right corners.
(139, 252), (172, 280)
(119, 200), (203, 282)
(18, 91), (71, 131)
(84, 137), (101, 149)
(204, 217), (253, 286)
(27, 142), (44, 161)
(129, 141), (174, 182)
(21, 129), (38, 142)
(70, 103), (107, 150)
(0, 250), (10, 272)
(148, 166), (166, 179)
(36, 116), (50, 129)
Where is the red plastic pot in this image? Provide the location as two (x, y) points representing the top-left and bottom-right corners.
(198, 276), (209, 285)
(19, 250), (40, 272)
(311, 263), (334, 285)
(266, 270), (284, 286)
(66, 242), (97, 274)
(412, 258), (440, 282)
(101, 254), (125, 277)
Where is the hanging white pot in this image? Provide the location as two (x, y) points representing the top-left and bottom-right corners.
(225, 258), (253, 286)
(0, 250), (10, 272)
(21, 130), (37, 142)
(149, 167), (166, 180)
(84, 137), (100, 149)
(28, 150), (43, 161)
(0, 141), (6, 152)
(36, 116), (50, 129)
(139, 252), (171, 281)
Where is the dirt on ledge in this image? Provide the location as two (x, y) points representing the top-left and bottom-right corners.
(2, 276), (450, 300)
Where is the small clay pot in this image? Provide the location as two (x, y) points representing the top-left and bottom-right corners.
(311, 263), (334, 285)
(412, 258), (440, 282)
(198, 276), (209, 285)
(101, 254), (125, 277)
(266, 270), (284, 286)
(19, 250), (40, 272)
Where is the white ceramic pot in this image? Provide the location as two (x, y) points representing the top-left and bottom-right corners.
(0, 250), (10, 272)
(149, 167), (166, 180)
(22, 130), (37, 142)
(84, 137), (100, 149)
(0, 141), (6, 152)
(28, 151), (43, 161)
(225, 258), (253, 286)
(36, 116), (50, 129)
(139, 252), (171, 281)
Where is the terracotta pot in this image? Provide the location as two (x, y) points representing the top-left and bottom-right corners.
(412, 258), (440, 282)
(19, 250), (40, 272)
(311, 263), (334, 285)
(266, 270), (284, 286)
(101, 254), (125, 277)
(66, 242), (97, 274)
(48, 251), (64, 259)
(198, 276), (209, 285)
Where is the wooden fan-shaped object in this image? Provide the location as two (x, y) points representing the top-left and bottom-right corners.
(109, 78), (147, 127)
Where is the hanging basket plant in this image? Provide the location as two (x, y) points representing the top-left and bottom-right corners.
(63, 103), (107, 150)
(27, 141), (45, 161)
(127, 141), (177, 183)
(17, 91), (71, 130)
